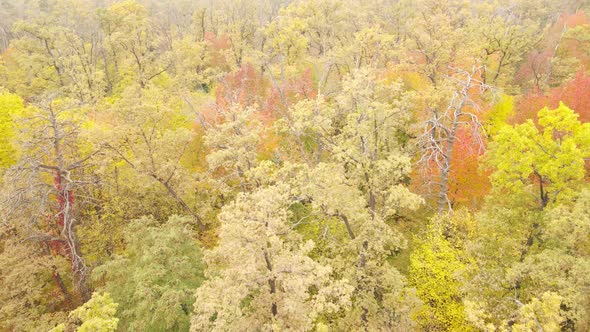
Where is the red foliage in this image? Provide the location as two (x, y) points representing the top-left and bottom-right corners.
(514, 50), (552, 87)
(447, 127), (490, 208)
(199, 64), (319, 159)
(44, 171), (78, 272)
(204, 32), (230, 68)
(215, 63), (268, 111)
(515, 11), (588, 88)
(267, 68), (316, 114)
(210, 64), (317, 124)
(563, 10), (588, 27)
(513, 70), (590, 124)
(512, 86), (550, 125)
(549, 70), (590, 122)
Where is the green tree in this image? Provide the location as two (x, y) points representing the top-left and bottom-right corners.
(97, 84), (206, 231)
(93, 215), (204, 331)
(8, 0), (106, 101)
(50, 292), (119, 332)
(505, 190), (590, 330)
(277, 69), (423, 330)
(503, 292), (563, 332)
(99, 0), (167, 89)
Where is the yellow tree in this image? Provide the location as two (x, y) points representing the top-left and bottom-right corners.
(486, 102), (590, 209)
(0, 90), (24, 169)
(97, 84), (206, 231)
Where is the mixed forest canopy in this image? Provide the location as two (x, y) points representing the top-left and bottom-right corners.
(1, 0), (590, 331)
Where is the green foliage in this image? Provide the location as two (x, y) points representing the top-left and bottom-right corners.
(506, 190), (590, 330)
(71, 292), (118, 332)
(50, 292), (119, 332)
(462, 199), (545, 329)
(192, 184), (352, 331)
(502, 292), (563, 332)
(93, 215), (204, 331)
(462, 185), (590, 331)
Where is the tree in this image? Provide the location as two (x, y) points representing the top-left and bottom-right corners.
(418, 66), (489, 213)
(192, 184), (351, 331)
(99, 0), (168, 89)
(278, 69), (423, 330)
(50, 292), (119, 332)
(9, 0), (106, 101)
(0, 90), (24, 169)
(409, 212), (475, 331)
(93, 215), (204, 331)
(473, 3), (541, 87)
(204, 0), (273, 69)
(505, 189), (590, 331)
(0, 236), (69, 331)
(513, 70), (590, 125)
(550, 13), (590, 86)
(549, 70), (590, 123)
(295, 163), (420, 331)
(202, 102), (264, 193)
(463, 165), (590, 331)
(486, 102), (590, 209)
(462, 199), (546, 330)
(98, 84), (206, 231)
(503, 292), (563, 332)
(446, 127), (491, 208)
(3, 97), (103, 302)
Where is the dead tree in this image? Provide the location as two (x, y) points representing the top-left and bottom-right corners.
(2, 97), (102, 302)
(418, 65), (489, 214)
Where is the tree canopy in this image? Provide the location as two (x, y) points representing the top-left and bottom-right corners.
(1, 0), (590, 331)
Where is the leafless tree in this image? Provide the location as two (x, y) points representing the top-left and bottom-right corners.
(1, 96), (102, 302)
(418, 65), (490, 213)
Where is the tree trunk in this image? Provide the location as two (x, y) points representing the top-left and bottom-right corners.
(154, 175), (206, 232)
(263, 250), (278, 318)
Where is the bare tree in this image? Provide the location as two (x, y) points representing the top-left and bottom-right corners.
(1, 97), (102, 302)
(418, 65), (489, 213)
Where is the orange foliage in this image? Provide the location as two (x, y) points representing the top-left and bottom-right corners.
(447, 127), (490, 208)
(512, 87), (550, 125)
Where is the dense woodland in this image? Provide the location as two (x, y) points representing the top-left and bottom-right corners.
(1, 0), (590, 331)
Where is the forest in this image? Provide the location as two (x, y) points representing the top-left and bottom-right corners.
(0, 0), (589, 331)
